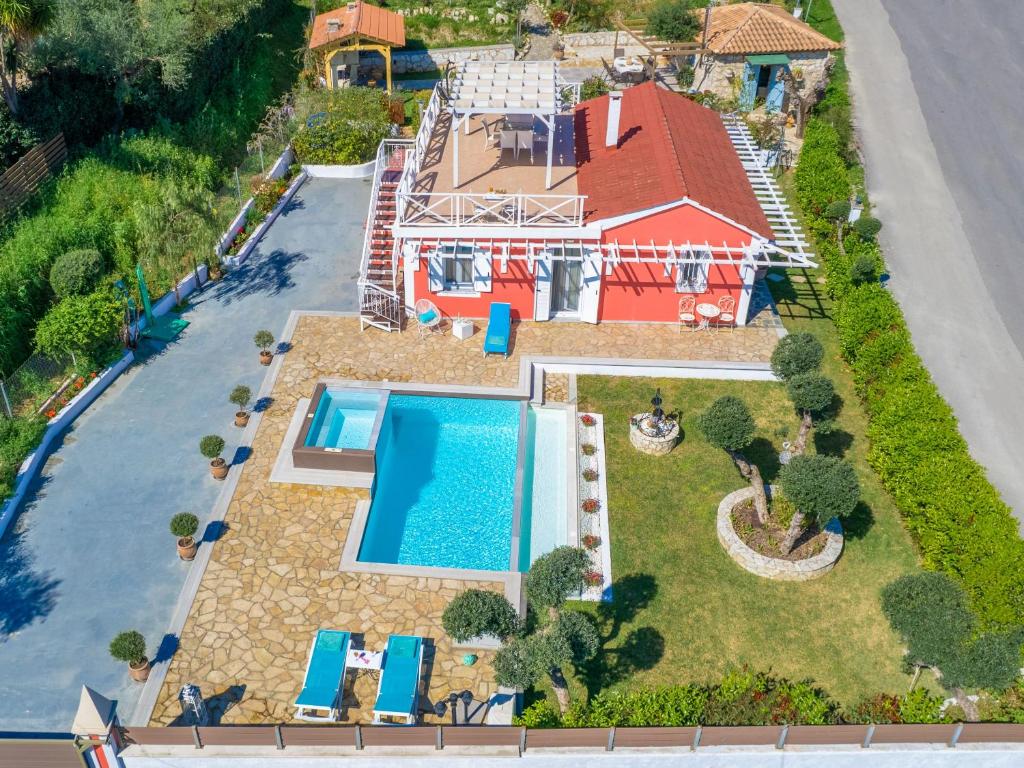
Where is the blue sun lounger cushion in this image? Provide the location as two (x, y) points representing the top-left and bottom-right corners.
(373, 634), (424, 723)
(483, 302), (511, 358)
(294, 630), (351, 718)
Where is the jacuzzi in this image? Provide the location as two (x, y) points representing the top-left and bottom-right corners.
(292, 385), (388, 473)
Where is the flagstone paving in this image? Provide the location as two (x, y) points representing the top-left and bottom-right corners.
(151, 313), (779, 725)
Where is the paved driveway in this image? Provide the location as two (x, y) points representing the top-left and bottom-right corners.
(0, 177), (370, 731)
(833, 0), (1024, 527)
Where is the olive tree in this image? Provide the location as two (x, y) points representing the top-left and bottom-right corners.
(442, 589), (520, 643)
(496, 546), (597, 713)
(786, 372), (834, 455)
(770, 332), (824, 380)
(698, 396), (768, 524)
(778, 454), (859, 554)
(645, 0), (700, 42)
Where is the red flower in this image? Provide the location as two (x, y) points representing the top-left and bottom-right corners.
(581, 498), (600, 514)
(46, 409), (57, 419)
(59, 397), (68, 405)
(580, 414), (597, 427)
(90, 371), (97, 379)
(584, 570), (603, 587)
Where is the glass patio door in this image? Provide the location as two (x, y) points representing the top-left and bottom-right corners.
(551, 259), (583, 314)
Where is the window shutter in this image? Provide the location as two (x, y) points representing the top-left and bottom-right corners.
(473, 251), (492, 293)
(427, 253), (443, 292)
(533, 257), (552, 320)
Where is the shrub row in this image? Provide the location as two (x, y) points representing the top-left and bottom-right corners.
(795, 118), (1024, 628)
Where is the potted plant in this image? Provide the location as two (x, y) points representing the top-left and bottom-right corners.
(200, 435), (228, 480)
(170, 512), (200, 561)
(254, 330), (275, 365)
(229, 385), (252, 427)
(110, 630), (150, 682)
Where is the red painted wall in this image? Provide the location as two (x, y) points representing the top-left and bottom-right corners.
(597, 203), (750, 323)
(410, 256), (536, 320)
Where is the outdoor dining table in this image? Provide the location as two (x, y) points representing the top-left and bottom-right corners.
(695, 302), (720, 333)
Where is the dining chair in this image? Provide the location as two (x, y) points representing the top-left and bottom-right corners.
(717, 295), (736, 330)
(678, 296), (696, 333)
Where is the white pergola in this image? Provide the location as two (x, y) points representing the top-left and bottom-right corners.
(447, 60), (573, 191)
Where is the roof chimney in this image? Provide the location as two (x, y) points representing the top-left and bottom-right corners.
(327, 18), (340, 33)
(605, 91), (623, 148)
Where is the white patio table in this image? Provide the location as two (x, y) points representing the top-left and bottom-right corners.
(696, 302), (720, 333)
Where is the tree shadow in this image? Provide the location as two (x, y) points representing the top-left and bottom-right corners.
(229, 446), (252, 466)
(201, 520), (229, 544)
(153, 633), (179, 664)
(767, 270), (830, 321)
(842, 500), (874, 541)
(253, 396), (274, 413)
(0, 527), (62, 641)
(747, 437), (781, 482)
(814, 428), (853, 458)
(209, 249), (310, 306)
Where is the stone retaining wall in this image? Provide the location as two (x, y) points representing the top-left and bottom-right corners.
(562, 31), (647, 67)
(717, 486), (843, 581)
(388, 44), (516, 75)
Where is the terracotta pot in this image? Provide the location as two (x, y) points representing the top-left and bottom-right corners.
(129, 657), (151, 683)
(259, 350), (273, 366)
(177, 536), (198, 561)
(234, 410), (250, 428)
(210, 458), (229, 480)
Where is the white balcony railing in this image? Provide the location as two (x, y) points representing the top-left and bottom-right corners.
(399, 191), (586, 228)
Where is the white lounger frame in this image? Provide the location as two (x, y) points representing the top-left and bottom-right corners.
(372, 642), (425, 725)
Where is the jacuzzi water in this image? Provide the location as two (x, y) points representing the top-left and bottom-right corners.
(305, 389), (380, 450)
(358, 394), (520, 570)
(518, 407), (569, 571)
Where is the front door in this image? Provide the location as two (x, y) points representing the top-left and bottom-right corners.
(551, 259), (583, 315)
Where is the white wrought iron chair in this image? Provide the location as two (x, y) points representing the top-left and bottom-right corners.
(717, 295), (736, 331)
(678, 296), (696, 332)
(414, 298), (443, 338)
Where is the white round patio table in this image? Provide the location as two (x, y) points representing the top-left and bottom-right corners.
(696, 303), (720, 333)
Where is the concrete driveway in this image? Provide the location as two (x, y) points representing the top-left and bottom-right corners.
(833, 0), (1024, 527)
(0, 177), (370, 731)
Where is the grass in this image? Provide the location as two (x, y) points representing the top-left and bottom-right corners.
(564, 279), (924, 711)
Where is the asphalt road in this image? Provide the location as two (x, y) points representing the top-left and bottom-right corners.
(833, 0), (1024, 527)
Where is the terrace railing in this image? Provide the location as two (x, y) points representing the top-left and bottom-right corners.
(400, 191), (587, 228)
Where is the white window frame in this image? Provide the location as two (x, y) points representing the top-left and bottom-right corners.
(675, 250), (711, 294)
(436, 243), (480, 295)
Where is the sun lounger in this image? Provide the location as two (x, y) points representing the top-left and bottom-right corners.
(372, 634), (424, 725)
(294, 629), (351, 722)
(482, 302), (511, 358)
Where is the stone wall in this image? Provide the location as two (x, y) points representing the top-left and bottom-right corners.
(561, 31), (647, 67)
(691, 51), (833, 108)
(389, 44), (516, 75)
(716, 486), (844, 581)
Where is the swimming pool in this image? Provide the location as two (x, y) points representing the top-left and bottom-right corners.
(358, 395), (521, 571)
(519, 407), (569, 571)
(305, 388), (382, 450)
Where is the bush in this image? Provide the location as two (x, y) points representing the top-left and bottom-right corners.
(794, 120), (850, 223)
(199, 434), (224, 460)
(779, 454), (859, 527)
(109, 630), (147, 665)
(881, 573), (974, 669)
(851, 252), (878, 285)
(832, 283), (903, 359)
(770, 332), (824, 379)
(34, 288), (123, 362)
(292, 87), (393, 165)
(170, 512), (199, 539)
(49, 249), (105, 299)
(786, 372), (835, 414)
(442, 589), (520, 642)
(513, 700), (562, 728)
(852, 216), (882, 240)
(493, 635), (553, 690)
(525, 546), (590, 610)
(567, 685), (709, 727)
(697, 395), (754, 453)
(579, 76), (610, 102)
(824, 200), (851, 222)
(645, 0), (701, 43)
(229, 385), (252, 410)
(0, 415), (46, 503)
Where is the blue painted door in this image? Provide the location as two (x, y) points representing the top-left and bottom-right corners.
(765, 65), (786, 113)
(740, 61), (757, 110)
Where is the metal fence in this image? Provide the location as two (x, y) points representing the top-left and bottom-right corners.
(117, 723), (1024, 752)
(0, 350), (75, 419)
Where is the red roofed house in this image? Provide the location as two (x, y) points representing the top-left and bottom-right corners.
(357, 61), (813, 332)
(309, 1), (405, 93)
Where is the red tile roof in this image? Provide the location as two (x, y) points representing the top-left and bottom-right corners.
(574, 82), (772, 238)
(704, 3), (842, 55)
(309, 1), (405, 50)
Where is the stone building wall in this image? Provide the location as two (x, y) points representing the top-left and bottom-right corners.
(691, 50), (833, 106)
(389, 44), (516, 75)
(561, 31), (647, 66)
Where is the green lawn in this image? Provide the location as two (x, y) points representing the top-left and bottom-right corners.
(568, 275), (923, 710)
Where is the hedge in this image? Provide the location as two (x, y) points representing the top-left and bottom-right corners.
(795, 118), (1024, 628)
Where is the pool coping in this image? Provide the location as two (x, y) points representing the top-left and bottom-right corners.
(134, 309), (780, 726)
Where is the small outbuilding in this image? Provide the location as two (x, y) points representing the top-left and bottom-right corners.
(308, 1), (406, 93)
(692, 2), (841, 113)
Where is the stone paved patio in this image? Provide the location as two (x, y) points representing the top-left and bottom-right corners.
(151, 313), (779, 726)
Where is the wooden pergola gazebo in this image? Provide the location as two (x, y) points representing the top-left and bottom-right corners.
(308, 1), (406, 93)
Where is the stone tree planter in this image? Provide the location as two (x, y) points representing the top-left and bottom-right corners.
(629, 413), (680, 455)
(717, 486), (844, 581)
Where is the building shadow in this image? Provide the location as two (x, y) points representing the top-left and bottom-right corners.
(210, 249), (310, 306)
(0, 527), (61, 641)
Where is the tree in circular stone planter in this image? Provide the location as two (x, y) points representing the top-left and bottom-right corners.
(110, 630), (150, 682)
(229, 385), (252, 427)
(442, 589), (520, 643)
(699, 395), (768, 525)
(786, 372), (835, 455)
(200, 434), (227, 480)
(170, 512), (200, 561)
(495, 546), (597, 714)
(778, 454), (859, 555)
(49, 248), (106, 299)
(770, 332), (824, 381)
(254, 330), (275, 365)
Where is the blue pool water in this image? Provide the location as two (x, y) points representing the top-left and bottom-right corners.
(306, 389), (381, 449)
(358, 395), (520, 571)
(519, 407), (568, 571)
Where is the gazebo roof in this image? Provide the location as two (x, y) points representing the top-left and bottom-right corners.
(308, 1), (405, 50)
(703, 3), (842, 55)
(449, 60), (565, 116)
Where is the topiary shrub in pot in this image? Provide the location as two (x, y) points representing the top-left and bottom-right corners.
(170, 512), (200, 561)
(254, 330), (274, 365)
(200, 434), (228, 480)
(110, 630), (150, 682)
(229, 385), (252, 427)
